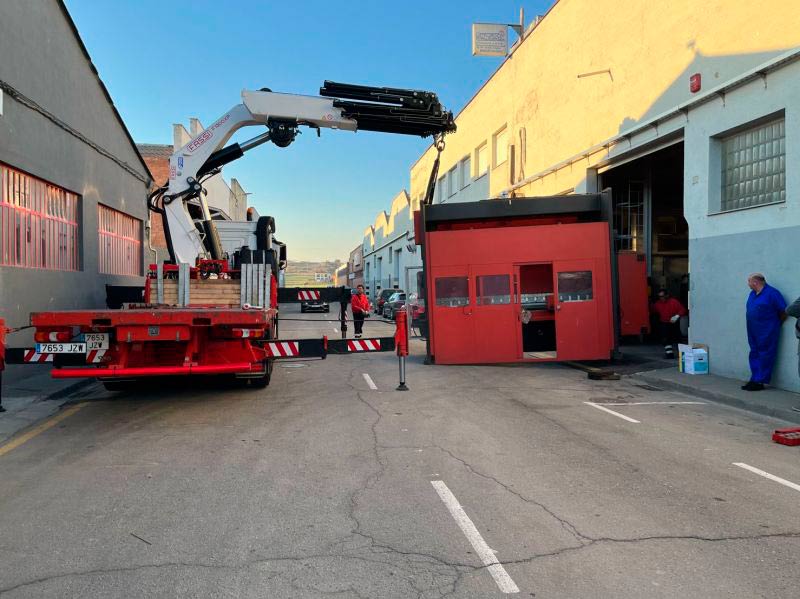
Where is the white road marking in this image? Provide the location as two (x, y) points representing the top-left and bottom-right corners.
(333, 327), (338, 333)
(583, 401), (640, 423)
(733, 463), (800, 493)
(600, 401), (705, 406)
(362, 373), (378, 390)
(431, 480), (520, 594)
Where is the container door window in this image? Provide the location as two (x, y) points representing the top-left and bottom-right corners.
(553, 262), (600, 360)
(472, 267), (519, 362)
(430, 269), (474, 364)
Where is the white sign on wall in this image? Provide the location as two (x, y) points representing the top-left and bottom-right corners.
(472, 23), (509, 57)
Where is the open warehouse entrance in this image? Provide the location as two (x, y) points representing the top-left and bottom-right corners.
(600, 141), (688, 341)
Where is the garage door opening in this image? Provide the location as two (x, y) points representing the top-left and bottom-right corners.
(600, 142), (688, 347)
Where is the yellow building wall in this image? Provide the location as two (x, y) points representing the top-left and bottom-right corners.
(410, 0), (800, 200)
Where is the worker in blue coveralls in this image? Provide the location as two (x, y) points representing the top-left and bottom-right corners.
(743, 273), (787, 391)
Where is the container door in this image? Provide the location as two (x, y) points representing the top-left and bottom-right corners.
(430, 266), (473, 364)
(471, 265), (519, 363)
(553, 260), (600, 360)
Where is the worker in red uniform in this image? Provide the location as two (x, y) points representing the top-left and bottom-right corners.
(351, 284), (370, 339)
(651, 289), (687, 358)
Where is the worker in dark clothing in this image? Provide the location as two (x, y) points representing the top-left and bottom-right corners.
(786, 294), (800, 376)
(785, 294), (800, 411)
(651, 289), (687, 358)
(743, 273), (787, 391)
(351, 284), (370, 339)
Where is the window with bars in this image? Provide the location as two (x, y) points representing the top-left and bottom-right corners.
(0, 164), (81, 270)
(720, 118), (785, 212)
(98, 204), (142, 276)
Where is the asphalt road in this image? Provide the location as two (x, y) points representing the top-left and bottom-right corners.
(0, 304), (799, 598)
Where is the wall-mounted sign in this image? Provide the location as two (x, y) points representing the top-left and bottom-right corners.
(472, 23), (509, 57)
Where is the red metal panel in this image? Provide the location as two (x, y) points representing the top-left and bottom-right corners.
(429, 265), (474, 364)
(617, 252), (650, 336)
(470, 264), (519, 363)
(553, 260), (602, 361)
(31, 308), (276, 327)
(426, 221), (614, 364)
(51, 363), (255, 379)
(116, 325), (190, 342)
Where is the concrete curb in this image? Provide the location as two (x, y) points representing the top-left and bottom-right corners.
(632, 371), (800, 425)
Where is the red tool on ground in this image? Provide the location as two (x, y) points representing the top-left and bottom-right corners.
(772, 427), (800, 446)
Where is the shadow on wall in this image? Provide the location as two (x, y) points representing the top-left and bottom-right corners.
(618, 48), (792, 134)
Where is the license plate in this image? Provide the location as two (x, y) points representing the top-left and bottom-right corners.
(82, 333), (109, 350)
(36, 342), (87, 354)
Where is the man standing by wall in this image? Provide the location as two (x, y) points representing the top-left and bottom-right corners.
(651, 290), (687, 358)
(743, 274), (787, 391)
(351, 284), (370, 339)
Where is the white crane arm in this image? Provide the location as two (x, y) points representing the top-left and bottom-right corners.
(152, 81), (455, 265)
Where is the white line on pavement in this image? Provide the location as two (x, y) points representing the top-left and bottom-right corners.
(431, 480), (520, 594)
(333, 327), (338, 333)
(600, 401), (706, 406)
(583, 401), (640, 423)
(362, 373), (378, 390)
(733, 463), (800, 493)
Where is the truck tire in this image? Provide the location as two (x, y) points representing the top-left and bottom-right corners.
(249, 359), (273, 389)
(255, 216), (276, 251)
(101, 379), (137, 392)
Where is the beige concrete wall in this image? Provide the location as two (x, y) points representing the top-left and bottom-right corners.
(410, 0), (800, 200)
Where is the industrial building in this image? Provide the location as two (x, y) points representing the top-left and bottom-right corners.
(362, 190), (421, 301)
(0, 0), (151, 334)
(409, 0), (800, 391)
(347, 244), (364, 289)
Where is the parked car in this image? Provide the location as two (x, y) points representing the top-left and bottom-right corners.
(301, 299), (329, 313)
(382, 292), (406, 320)
(375, 288), (403, 315)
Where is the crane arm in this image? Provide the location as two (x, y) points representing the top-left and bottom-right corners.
(153, 82), (455, 265)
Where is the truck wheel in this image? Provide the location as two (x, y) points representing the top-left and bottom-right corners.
(250, 360), (273, 389)
(102, 379), (136, 392)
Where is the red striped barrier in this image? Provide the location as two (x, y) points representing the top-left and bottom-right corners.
(298, 290), (321, 301)
(24, 350), (54, 363)
(347, 339), (381, 352)
(264, 341), (300, 357)
(86, 349), (107, 364)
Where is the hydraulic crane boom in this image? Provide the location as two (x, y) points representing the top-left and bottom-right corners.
(150, 81), (456, 265)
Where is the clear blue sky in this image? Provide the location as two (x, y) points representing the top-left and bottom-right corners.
(65, 0), (552, 261)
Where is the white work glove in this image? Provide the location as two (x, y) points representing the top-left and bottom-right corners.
(670, 315), (680, 323)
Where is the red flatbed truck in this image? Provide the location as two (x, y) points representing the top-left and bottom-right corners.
(0, 81), (455, 398)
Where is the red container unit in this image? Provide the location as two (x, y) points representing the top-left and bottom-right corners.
(617, 251), (650, 338)
(419, 194), (618, 365)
